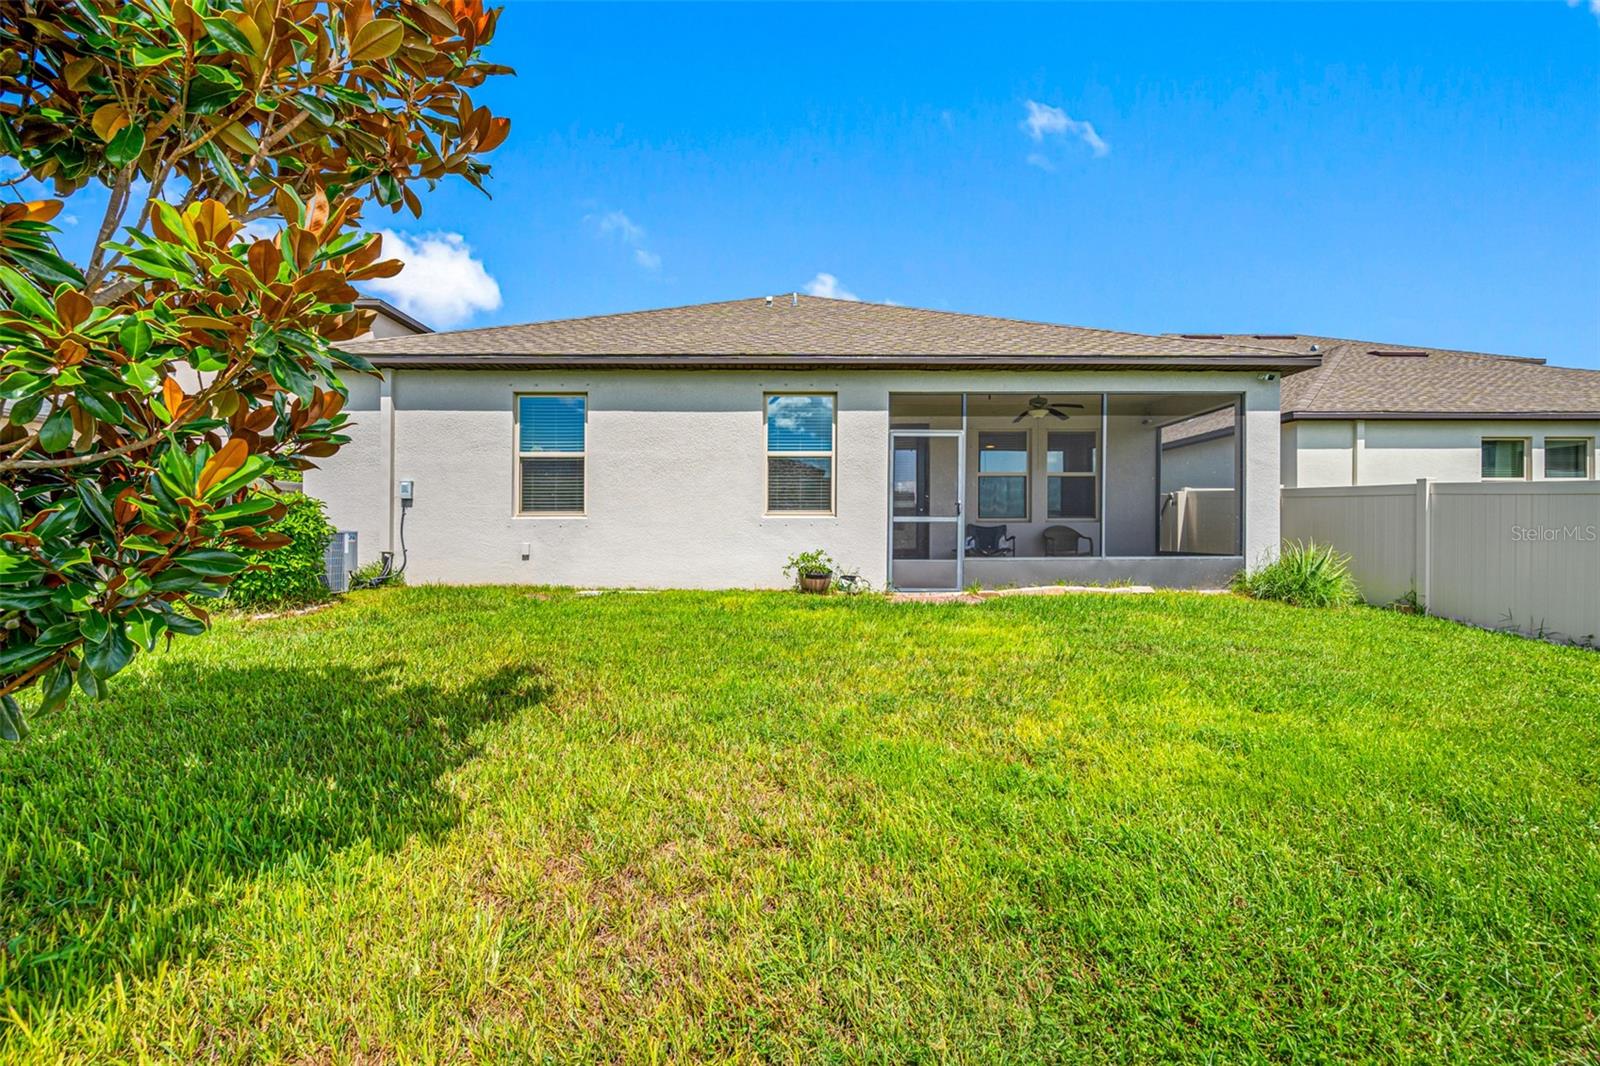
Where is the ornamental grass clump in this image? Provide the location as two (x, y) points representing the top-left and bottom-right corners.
(1232, 540), (1363, 608)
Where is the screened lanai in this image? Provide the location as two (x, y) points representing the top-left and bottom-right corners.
(888, 392), (1242, 590)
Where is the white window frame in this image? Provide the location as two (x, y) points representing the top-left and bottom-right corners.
(764, 392), (837, 516)
(515, 392), (587, 517)
(976, 430), (1030, 521)
(1543, 437), (1594, 480)
(1481, 437), (1531, 481)
(1046, 429), (1098, 520)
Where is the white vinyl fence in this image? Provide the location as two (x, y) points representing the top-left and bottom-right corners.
(1282, 480), (1600, 645)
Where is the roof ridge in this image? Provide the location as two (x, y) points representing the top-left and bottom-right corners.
(809, 298), (1292, 354)
(353, 295), (1296, 355)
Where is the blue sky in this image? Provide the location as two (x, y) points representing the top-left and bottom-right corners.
(30, 2), (1600, 367)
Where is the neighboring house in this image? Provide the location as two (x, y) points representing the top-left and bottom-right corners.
(304, 296), (1316, 591)
(354, 297), (433, 340)
(1161, 334), (1600, 488)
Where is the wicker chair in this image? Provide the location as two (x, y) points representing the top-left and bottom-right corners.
(1042, 525), (1094, 557)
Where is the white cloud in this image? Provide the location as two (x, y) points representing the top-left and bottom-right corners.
(803, 272), (859, 301)
(1569, 0), (1600, 21)
(597, 210), (645, 244)
(1021, 99), (1109, 159)
(590, 209), (662, 272)
(362, 229), (502, 328)
(1025, 152), (1055, 172)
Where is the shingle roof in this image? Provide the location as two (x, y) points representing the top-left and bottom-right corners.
(343, 295), (1317, 370)
(1167, 334), (1600, 419)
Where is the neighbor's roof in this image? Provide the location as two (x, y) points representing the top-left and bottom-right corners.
(1166, 333), (1600, 420)
(342, 296), (1320, 372)
(354, 297), (433, 335)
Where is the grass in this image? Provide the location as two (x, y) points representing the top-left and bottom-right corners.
(2, 587), (1597, 1062)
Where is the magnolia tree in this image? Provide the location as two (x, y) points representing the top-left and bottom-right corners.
(0, 0), (510, 738)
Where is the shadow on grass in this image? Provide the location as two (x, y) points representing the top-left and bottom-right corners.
(0, 658), (545, 1028)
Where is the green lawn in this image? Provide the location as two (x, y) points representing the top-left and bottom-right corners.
(2, 588), (1597, 1062)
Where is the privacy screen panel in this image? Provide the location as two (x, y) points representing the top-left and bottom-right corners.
(520, 458), (585, 513)
(768, 457), (833, 512)
(766, 395), (834, 452)
(519, 395), (586, 453)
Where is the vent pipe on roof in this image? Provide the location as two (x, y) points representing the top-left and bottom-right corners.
(765, 295), (772, 306)
(792, 292), (798, 307)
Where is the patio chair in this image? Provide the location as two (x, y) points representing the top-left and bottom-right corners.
(1042, 525), (1094, 557)
(965, 524), (1016, 557)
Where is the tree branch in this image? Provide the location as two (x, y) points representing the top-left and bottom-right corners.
(82, 164), (137, 291)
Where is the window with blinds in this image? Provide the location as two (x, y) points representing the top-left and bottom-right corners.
(766, 394), (835, 513)
(517, 395), (586, 514)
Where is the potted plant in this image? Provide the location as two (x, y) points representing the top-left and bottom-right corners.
(783, 549), (836, 594)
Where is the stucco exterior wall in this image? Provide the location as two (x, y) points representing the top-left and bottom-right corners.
(1280, 419), (1600, 488)
(304, 369), (1281, 588)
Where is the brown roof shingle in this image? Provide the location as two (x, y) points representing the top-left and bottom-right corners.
(343, 295), (1316, 369)
(1168, 334), (1600, 419)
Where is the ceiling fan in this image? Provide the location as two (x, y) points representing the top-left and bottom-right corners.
(1012, 395), (1085, 423)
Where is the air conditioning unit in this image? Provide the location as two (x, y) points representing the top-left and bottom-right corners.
(324, 530), (358, 593)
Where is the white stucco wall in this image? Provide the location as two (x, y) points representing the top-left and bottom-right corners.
(1280, 419), (1600, 488)
(304, 369), (1282, 588)
(1161, 434), (1237, 491)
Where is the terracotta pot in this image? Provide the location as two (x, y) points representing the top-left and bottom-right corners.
(799, 572), (832, 594)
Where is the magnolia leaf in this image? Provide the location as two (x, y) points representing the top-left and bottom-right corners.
(119, 319), (152, 360)
(161, 377), (186, 419)
(0, 694), (27, 742)
(5, 247), (86, 289)
(64, 56), (97, 90)
(0, 264), (55, 320)
(105, 122), (146, 168)
(38, 406), (74, 452)
(171, 0), (203, 42)
(23, 199), (62, 224)
(90, 103), (128, 142)
(172, 548), (248, 575)
(201, 15), (254, 53)
(351, 17), (403, 61)
(84, 624), (135, 679)
(197, 438), (250, 497)
(37, 661), (74, 716)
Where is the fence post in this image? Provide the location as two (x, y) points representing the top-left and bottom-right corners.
(1414, 478), (1433, 613)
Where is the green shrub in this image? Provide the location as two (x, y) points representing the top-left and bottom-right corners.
(225, 493), (335, 610)
(1232, 540), (1363, 608)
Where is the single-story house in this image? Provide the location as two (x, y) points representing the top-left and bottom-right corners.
(305, 296), (1319, 590)
(1156, 334), (1600, 488)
